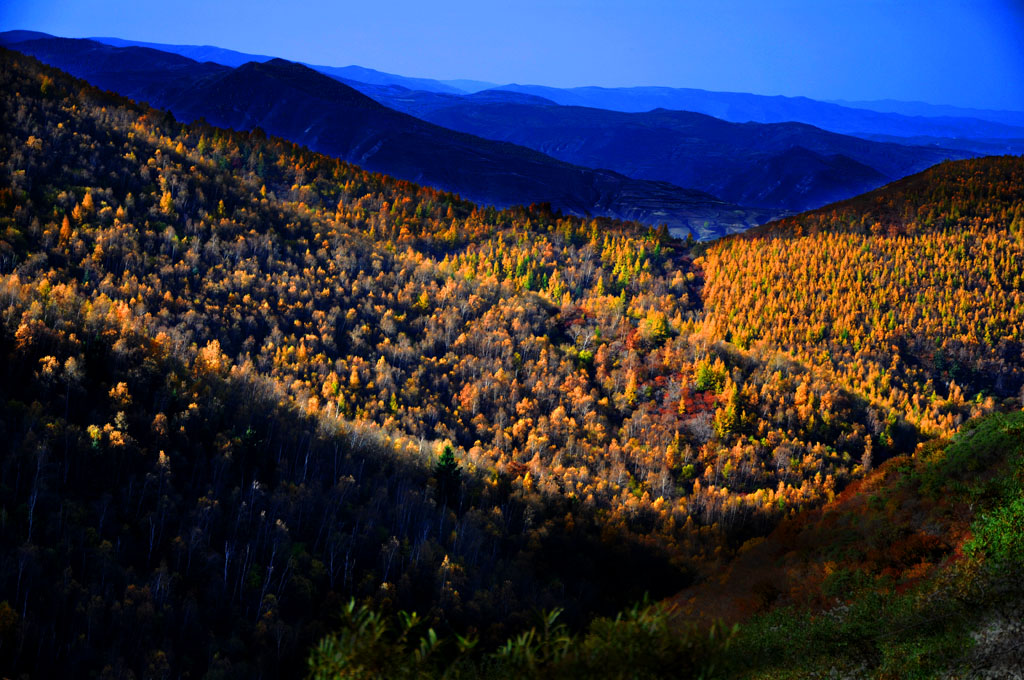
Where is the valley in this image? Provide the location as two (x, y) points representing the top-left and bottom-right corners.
(1, 15), (1023, 679)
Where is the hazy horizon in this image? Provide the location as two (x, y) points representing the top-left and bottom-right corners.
(2, 0), (1023, 110)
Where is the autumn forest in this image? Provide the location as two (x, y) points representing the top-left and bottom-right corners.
(1, 46), (1024, 679)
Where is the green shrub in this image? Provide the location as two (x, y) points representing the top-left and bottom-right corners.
(309, 599), (735, 679)
(964, 487), (1024, 572)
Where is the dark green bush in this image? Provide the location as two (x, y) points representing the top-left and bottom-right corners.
(308, 599), (735, 679)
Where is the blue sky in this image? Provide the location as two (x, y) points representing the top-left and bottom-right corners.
(3, 0), (1023, 109)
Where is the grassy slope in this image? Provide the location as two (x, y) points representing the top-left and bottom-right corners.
(674, 409), (1024, 678)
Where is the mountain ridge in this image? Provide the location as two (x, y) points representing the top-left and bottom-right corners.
(1, 36), (771, 239)
(491, 83), (1024, 150)
(6, 30), (1022, 147)
(2, 30), (1013, 215)
(361, 88), (964, 211)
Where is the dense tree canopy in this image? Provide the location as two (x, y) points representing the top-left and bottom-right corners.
(704, 156), (1024, 438)
(1, 49), (1021, 678)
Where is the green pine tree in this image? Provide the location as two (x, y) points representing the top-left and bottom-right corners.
(435, 445), (462, 507)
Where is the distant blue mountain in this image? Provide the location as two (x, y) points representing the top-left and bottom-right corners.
(1, 34), (774, 239)
(88, 36), (276, 67)
(828, 98), (1024, 128)
(309, 64), (465, 94)
(10, 30), (1022, 154)
(0, 30), (52, 43)
(3, 30), (1017, 223)
(489, 84), (1024, 153)
(357, 85), (967, 211)
(438, 78), (498, 93)
(88, 36), (468, 93)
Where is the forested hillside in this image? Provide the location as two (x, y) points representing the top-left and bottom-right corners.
(703, 156), (1024, 439)
(303, 409), (1024, 678)
(1, 49), (1022, 678)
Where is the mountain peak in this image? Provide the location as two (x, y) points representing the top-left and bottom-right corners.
(226, 57), (384, 110)
(263, 57), (303, 68)
(0, 29), (55, 45)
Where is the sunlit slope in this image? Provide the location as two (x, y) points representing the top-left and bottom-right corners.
(702, 156), (1024, 439)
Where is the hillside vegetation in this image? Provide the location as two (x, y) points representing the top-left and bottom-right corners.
(703, 156), (1024, 438)
(693, 408), (1024, 678)
(1, 49), (1022, 678)
(304, 409), (1024, 678)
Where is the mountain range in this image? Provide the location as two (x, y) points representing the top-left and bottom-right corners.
(358, 86), (964, 210)
(490, 84), (1024, 148)
(2, 30), (1020, 229)
(0, 34), (773, 239)
(71, 32), (1024, 154)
